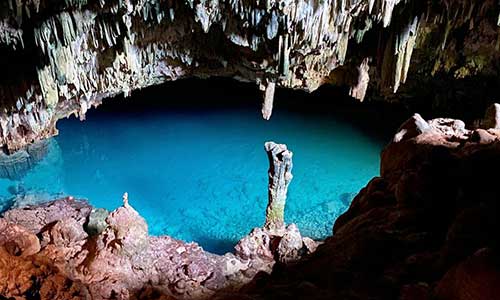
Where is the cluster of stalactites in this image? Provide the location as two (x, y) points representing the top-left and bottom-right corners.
(0, 0), (499, 152)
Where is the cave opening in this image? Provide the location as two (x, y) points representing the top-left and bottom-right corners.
(0, 78), (408, 254)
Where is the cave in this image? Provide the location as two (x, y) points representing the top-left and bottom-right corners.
(1, 78), (404, 254)
(0, 1), (500, 300)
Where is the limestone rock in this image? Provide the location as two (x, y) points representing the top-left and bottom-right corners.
(3, 197), (92, 234)
(393, 113), (431, 142)
(234, 227), (273, 261)
(276, 224), (304, 263)
(2, 0), (500, 153)
(0, 219), (40, 256)
(264, 141), (293, 231)
(102, 194), (149, 257)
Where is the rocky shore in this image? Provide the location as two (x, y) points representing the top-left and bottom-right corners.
(1, 107), (500, 299)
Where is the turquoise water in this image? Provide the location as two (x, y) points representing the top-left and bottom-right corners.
(0, 100), (383, 254)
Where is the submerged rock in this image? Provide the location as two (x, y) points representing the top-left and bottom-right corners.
(0, 140), (50, 180)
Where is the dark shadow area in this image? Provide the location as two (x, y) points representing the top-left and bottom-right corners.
(93, 77), (411, 144)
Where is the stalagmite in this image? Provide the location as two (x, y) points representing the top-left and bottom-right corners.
(261, 82), (275, 120)
(264, 141), (293, 231)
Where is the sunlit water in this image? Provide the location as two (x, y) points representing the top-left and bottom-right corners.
(0, 104), (383, 253)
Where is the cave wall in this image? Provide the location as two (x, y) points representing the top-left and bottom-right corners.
(0, 0), (499, 153)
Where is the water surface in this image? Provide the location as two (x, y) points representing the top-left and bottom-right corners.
(0, 91), (384, 253)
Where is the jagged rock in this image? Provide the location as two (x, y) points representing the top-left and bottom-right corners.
(264, 141), (293, 231)
(302, 237), (319, 254)
(2, 197), (92, 234)
(48, 218), (88, 248)
(234, 227), (273, 261)
(0, 219), (40, 256)
(102, 193), (149, 257)
(393, 113), (431, 142)
(276, 224), (303, 263)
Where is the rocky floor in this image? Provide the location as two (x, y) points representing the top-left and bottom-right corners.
(1, 107), (500, 299)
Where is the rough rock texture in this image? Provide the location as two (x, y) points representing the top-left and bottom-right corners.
(264, 141), (293, 231)
(0, 142), (317, 299)
(0, 196), (319, 299)
(213, 107), (500, 300)
(1, 0), (500, 153)
(2, 109), (500, 299)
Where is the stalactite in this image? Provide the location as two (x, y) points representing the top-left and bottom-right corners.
(0, 0), (499, 152)
(261, 81), (276, 120)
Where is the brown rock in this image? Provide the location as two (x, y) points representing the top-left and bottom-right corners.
(0, 219), (40, 256)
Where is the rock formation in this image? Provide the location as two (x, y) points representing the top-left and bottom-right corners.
(1, 0), (499, 153)
(0, 142), (317, 299)
(1, 108), (500, 299)
(264, 141), (293, 231)
(215, 105), (500, 300)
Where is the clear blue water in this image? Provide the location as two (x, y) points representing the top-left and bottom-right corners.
(0, 101), (383, 254)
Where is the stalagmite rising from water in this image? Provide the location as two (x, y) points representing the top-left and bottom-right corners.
(264, 141), (293, 230)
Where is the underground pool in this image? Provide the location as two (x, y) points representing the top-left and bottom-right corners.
(0, 88), (385, 254)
